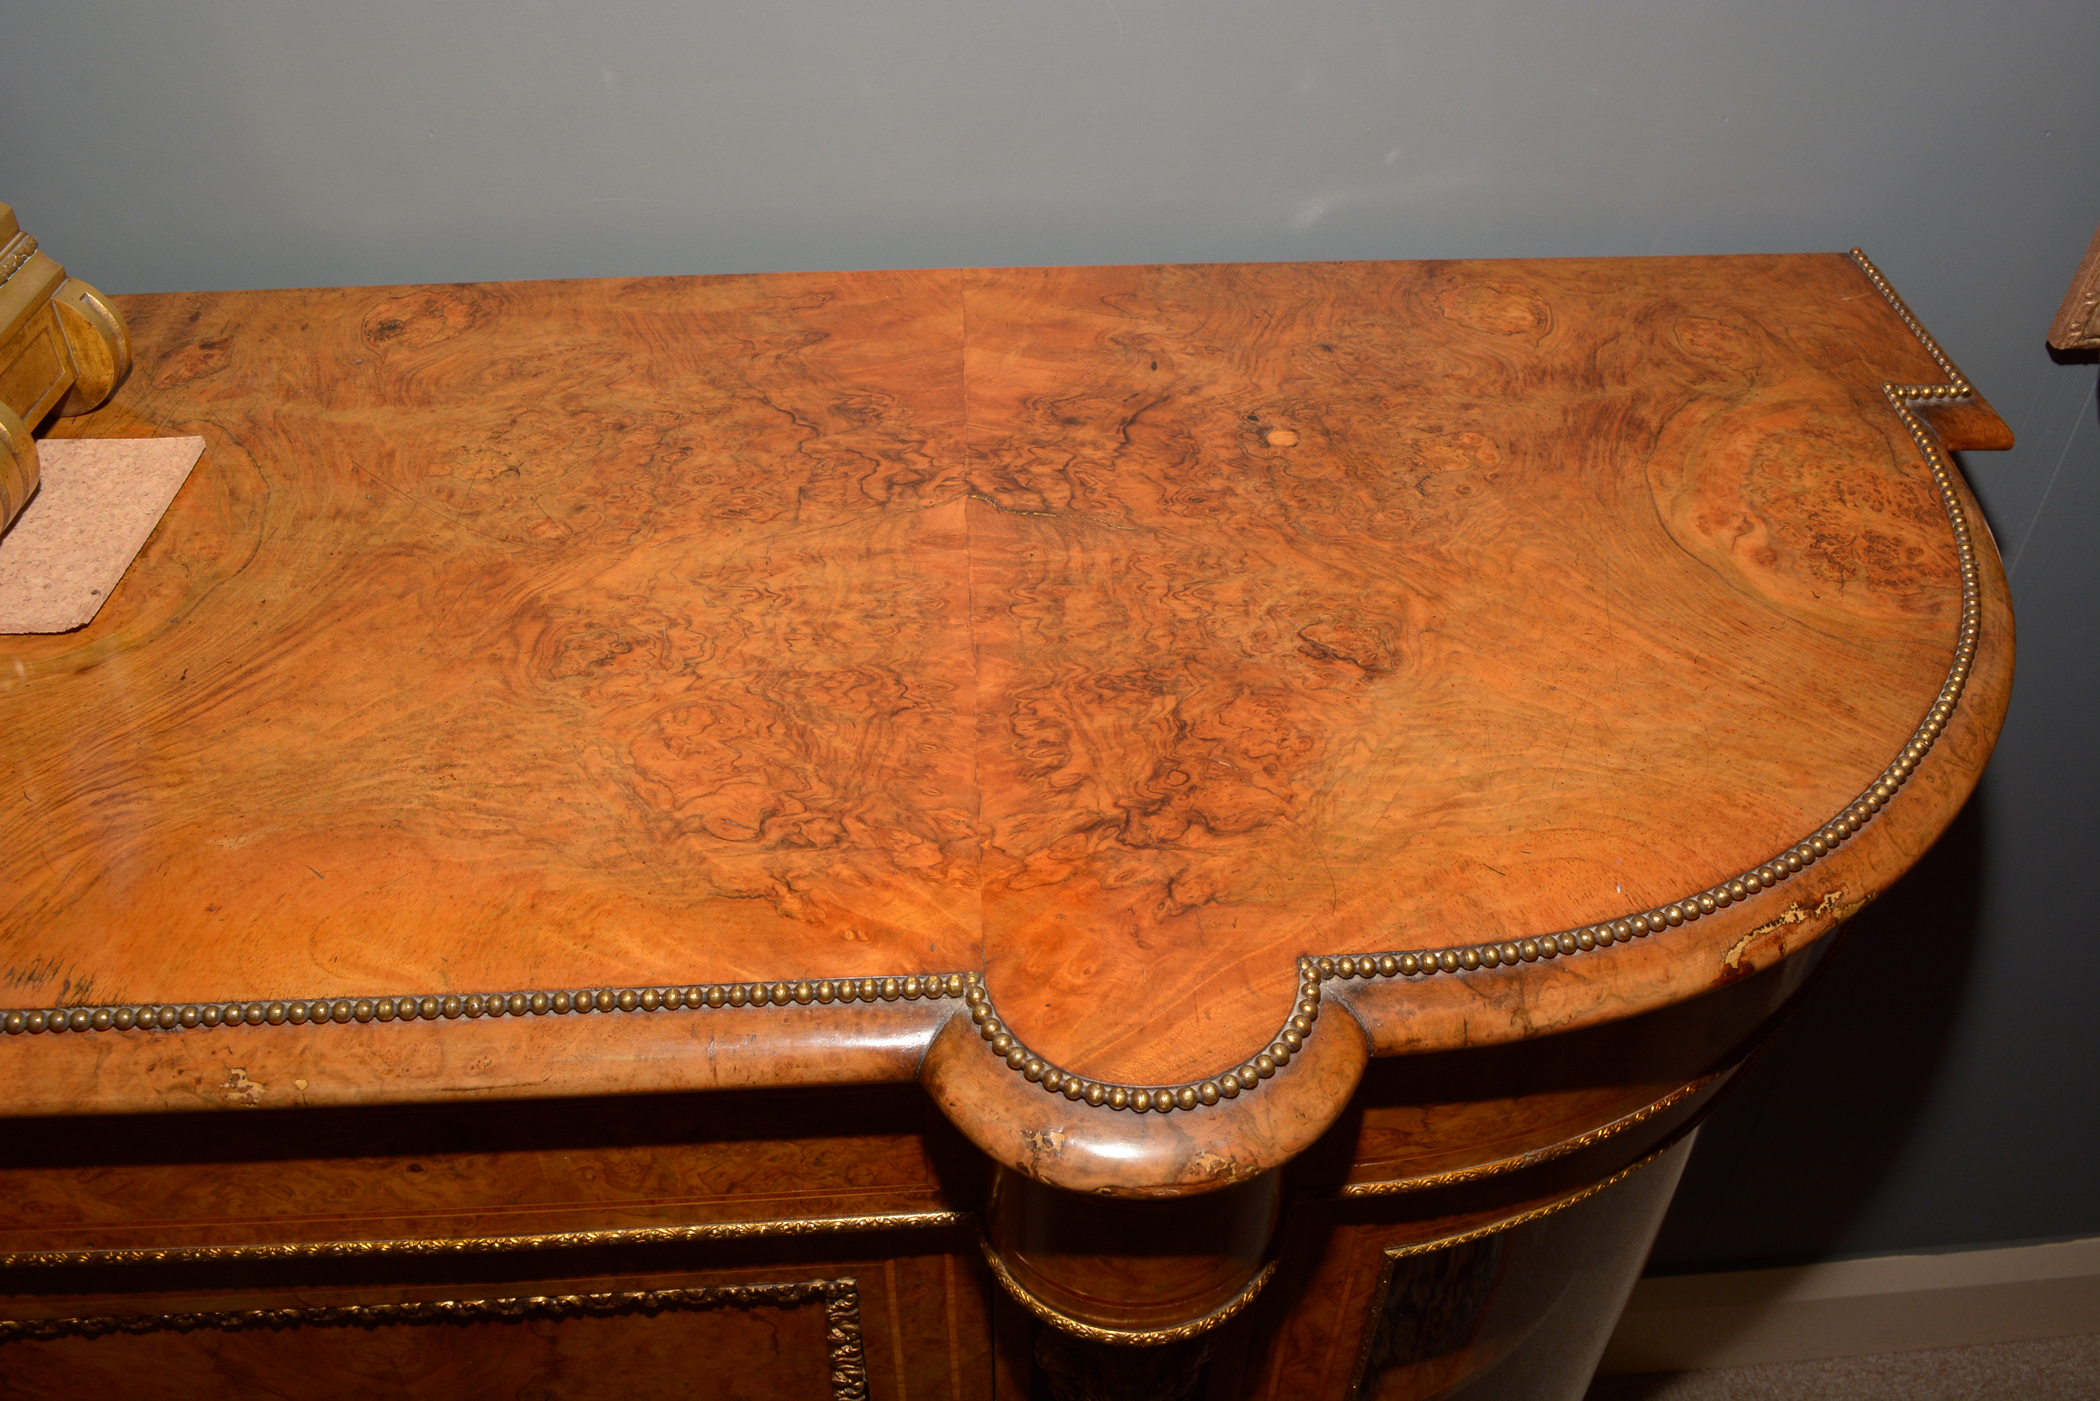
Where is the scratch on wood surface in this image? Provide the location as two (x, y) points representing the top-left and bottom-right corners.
(1723, 888), (1863, 971)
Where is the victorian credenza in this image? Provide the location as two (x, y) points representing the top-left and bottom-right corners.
(0, 252), (2012, 1399)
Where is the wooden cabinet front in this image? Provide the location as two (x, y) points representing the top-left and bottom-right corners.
(0, 1087), (995, 1400)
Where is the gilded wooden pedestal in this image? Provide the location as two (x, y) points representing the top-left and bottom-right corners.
(0, 202), (132, 532)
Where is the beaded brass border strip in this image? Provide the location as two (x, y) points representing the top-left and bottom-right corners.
(1337, 1072), (1719, 1199)
(0, 1210), (968, 1271)
(960, 959), (1328, 1114)
(1343, 1136), (1686, 1397)
(0, 1278), (871, 1397)
(2, 970), (973, 1038)
(1372, 1140), (1678, 1265)
(1302, 248), (1979, 980)
(957, 247), (1985, 1115)
(978, 1234), (1279, 1348)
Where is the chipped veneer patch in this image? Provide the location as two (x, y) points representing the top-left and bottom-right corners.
(1722, 889), (1864, 972)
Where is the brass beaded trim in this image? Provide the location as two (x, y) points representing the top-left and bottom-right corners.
(1, 970), (973, 1039)
(1374, 1139), (1679, 1265)
(0, 233), (38, 287)
(960, 957), (1330, 1117)
(1304, 248), (1979, 981)
(978, 1233), (1279, 1347)
(0, 1278), (872, 1397)
(958, 247), (1987, 1115)
(1337, 1072), (1720, 1199)
(1345, 1137), (1685, 1396)
(0, 1209), (967, 1272)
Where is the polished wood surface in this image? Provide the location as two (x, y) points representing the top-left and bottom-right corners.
(0, 250), (2016, 1391)
(960, 259), (1979, 1088)
(0, 1085), (960, 1260)
(3, 257), (2012, 1221)
(2, 1254), (989, 1401)
(0, 1087), (994, 1398)
(0, 942), (1797, 1397)
(985, 1170), (1279, 1337)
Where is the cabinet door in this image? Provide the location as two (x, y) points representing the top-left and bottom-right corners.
(0, 1238), (998, 1401)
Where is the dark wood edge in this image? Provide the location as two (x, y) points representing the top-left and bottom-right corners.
(1918, 394), (2015, 451)
(0, 1000), (954, 1118)
(0, 1276), (872, 1401)
(1334, 1068), (1733, 1199)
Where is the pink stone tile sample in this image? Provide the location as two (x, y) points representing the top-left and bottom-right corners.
(0, 436), (205, 633)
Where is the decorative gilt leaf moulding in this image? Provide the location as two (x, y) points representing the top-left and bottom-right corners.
(2047, 219), (2100, 350)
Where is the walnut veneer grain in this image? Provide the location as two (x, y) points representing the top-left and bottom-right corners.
(2, 256), (2012, 1205)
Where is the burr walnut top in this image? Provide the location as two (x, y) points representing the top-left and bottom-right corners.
(0, 255), (2011, 1191)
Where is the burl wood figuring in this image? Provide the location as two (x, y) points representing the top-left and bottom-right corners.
(0, 252), (2013, 1398)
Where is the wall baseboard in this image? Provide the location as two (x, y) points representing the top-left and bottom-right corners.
(1596, 1236), (2100, 1375)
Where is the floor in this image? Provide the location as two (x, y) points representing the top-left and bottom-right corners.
(1586, 1333), (2100, 1400)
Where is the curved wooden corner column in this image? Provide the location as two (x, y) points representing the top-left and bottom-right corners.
(921, 996), (1369, 1197)
(982, 1169), (1281, 1344)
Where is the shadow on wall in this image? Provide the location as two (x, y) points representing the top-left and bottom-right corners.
(1640, 789), (1988, 1273)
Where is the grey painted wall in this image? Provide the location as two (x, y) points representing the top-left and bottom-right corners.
(4, 0), (2094, 1269)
